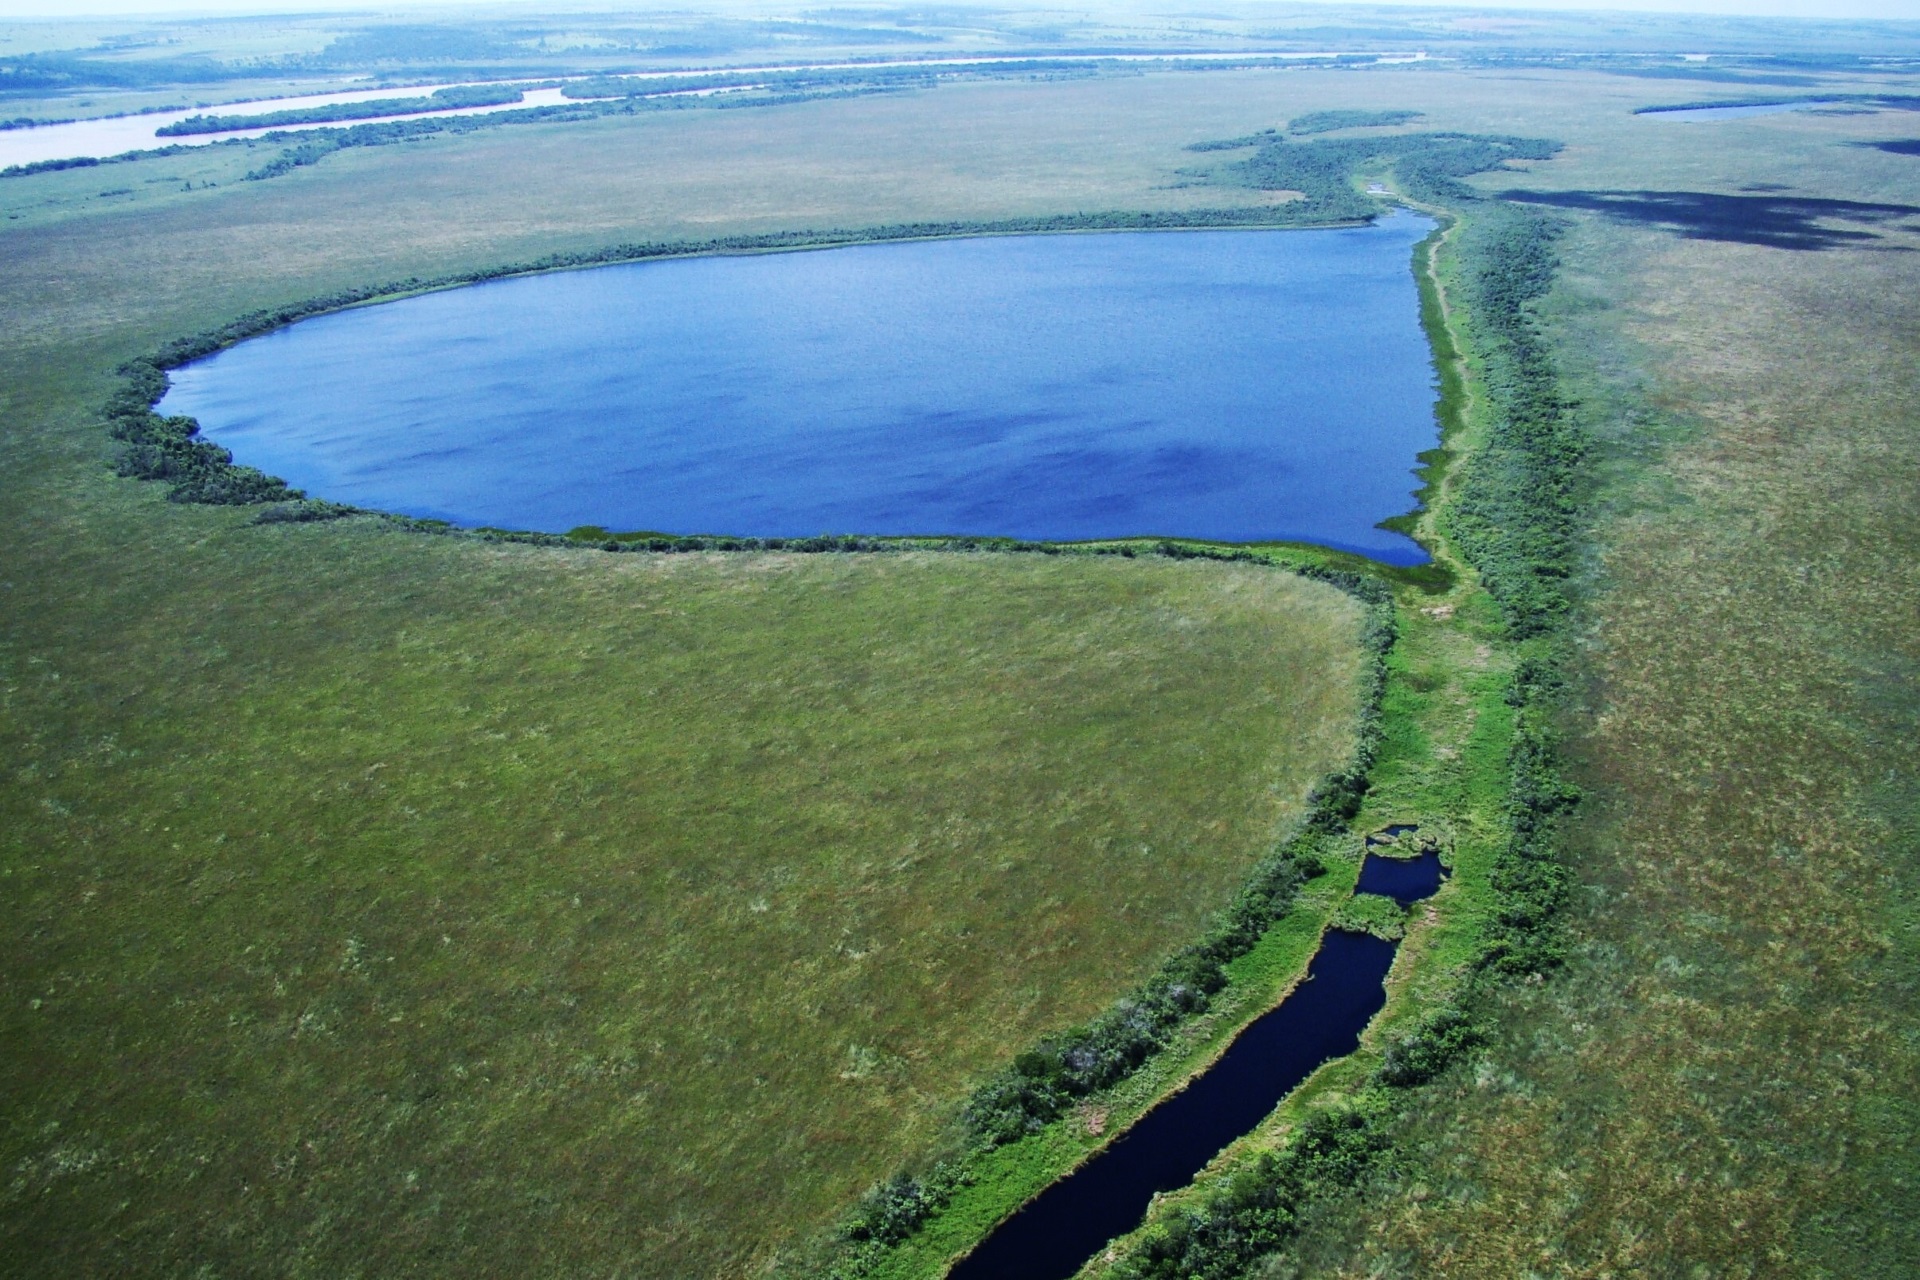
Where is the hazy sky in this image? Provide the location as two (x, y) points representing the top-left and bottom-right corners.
(0, 0), (1914, 23)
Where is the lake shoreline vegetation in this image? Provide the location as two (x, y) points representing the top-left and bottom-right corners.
(85, 120), (1581, 1280)
(152, 83), (535, 136)
(103, 127), (1559, 528)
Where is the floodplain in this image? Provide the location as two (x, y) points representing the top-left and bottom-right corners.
(4, 8), (1920, 1279)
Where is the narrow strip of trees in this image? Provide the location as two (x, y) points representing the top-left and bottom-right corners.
(156, 84), (526, 136)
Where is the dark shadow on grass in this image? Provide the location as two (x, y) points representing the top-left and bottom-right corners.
(1603, 67), (1822, 87)
(1498, 188), (1920, 251)
(1857, 139), (1920, 157)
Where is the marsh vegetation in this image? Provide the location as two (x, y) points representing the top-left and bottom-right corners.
(4, 12), (1920, 1280)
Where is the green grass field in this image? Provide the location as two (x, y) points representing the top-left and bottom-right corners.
(6, 36), (1920, 1280)
(2, 523), (1365, 1278)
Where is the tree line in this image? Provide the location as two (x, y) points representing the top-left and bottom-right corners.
(155, 83), (527, 137)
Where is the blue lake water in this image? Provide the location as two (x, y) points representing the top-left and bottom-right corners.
(161, 212), (1441, 562)
(1355, 847), (1447, 904)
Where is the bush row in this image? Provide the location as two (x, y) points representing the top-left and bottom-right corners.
(1, 140), (211, 178)
(1632, 91), (1920, 115)
(1442, 208), (1585, 638)
(1208, 130), (1561, 224)
(218, 57), (1385, 183)
(103, 361), (299, 505)
(158, 84), (527, 136)
(1285, 109), (1424, 136)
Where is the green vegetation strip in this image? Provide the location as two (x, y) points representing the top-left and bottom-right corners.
(154, 84), (529, 136)
(792, 548), (1395, 1280)
(1632, 92), (1920, 114)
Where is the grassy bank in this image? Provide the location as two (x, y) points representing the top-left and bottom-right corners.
(1078, 79), (1920, 1280)
(1016, 181), (1580, 1280)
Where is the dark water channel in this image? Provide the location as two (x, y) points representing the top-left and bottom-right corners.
(948, 845), (1442, 1280)
(160, 212), (1440, 563)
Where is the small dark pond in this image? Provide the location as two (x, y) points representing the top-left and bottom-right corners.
(947, 854), (1446, 1280)
(1355, 848), (1447, 906)
(159, 213), (1440, 563)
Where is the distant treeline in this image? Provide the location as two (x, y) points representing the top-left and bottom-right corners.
(227, 58), (1168, 180)
(1213, 128), (1561, 220)
(558, 59), (1111, 102)
(1185, 110), (1427, 152)
(0, 24), (539, 94)
(0, 53), (283, 94)
(0, 76), (883, 182)
(1634, 91), (1920, 114)
(1, 142), (212, 179)
(7, 56), (1432, 186)
(1286, 108), (1425, 134)
(154, 83), (525, 136)
(226, 87), (903, 181)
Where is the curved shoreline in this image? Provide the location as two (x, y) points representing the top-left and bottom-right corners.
(108, 208), (1405, 558)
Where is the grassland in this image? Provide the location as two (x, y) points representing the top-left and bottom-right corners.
(2, 519), (1367, 1278)
(1058, 77), (1920, 1280)
(1268, 74), (1920, 1280)
(5, 45), (1920, 1279)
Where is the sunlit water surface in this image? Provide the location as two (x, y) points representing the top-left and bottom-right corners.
(162, 211), (1441, 561)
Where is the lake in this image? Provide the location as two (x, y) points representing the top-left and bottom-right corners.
(160, 212), (1441, 562)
